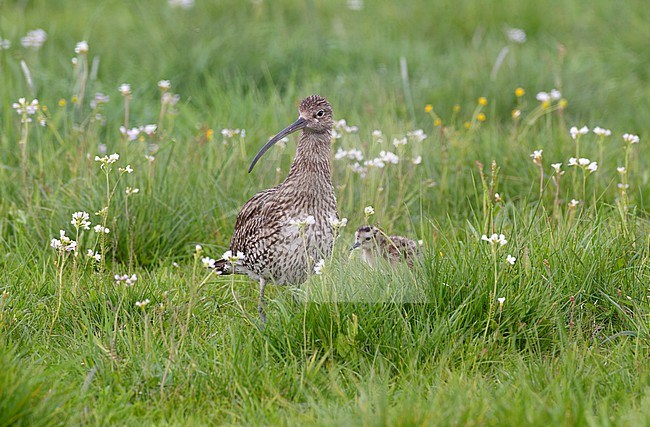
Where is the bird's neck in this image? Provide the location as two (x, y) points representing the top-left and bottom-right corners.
(285, 131), (332, 182)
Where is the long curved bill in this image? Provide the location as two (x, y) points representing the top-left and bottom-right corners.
(248, 116), (307, 173)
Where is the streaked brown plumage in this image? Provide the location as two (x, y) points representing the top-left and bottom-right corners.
(216, 95), (338, 322)
(352, 225), (421, 267)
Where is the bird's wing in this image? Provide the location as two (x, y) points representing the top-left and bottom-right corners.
(229, 187), (283, 255)
(384, 236), (420, 263)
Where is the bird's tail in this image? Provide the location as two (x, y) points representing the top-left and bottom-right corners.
(213, 259), (233, 275)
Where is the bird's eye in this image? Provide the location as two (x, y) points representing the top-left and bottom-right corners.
(365, 237), (371, 241)
(315, 109), (325, 118)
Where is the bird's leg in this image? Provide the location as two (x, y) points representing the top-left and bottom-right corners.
(258, 278), (267, 323)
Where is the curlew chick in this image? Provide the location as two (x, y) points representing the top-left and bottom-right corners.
(215, 95), (338, 322)
(352, 225), (421, 267)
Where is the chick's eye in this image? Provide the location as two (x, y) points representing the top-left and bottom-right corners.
(315, 109), (325, 118)
(365, 237), (371, 241)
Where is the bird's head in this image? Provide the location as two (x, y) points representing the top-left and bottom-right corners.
(297, 95), (334, 133)
(351, 225), (381, 250)
(248, 95), (333, 173)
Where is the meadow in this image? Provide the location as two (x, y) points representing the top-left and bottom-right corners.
(1, 0), (649, 425)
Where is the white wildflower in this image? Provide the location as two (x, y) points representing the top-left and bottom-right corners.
(379, 150), (399, 164)
(551, 163), (563, 174)
(617, 167), (626, 174)
(74, 41), (88, 54)
(142, 124), (157, 135)
(593, 126), (611, 137)
(536, 92), (550, 102)
(135, 299), (151, 308)
(364, 206), (375, 216)
(201, 256), (216, 268)
(50, 238), (62, 251)
(289, 215), (316, 230)
(392, 137), (408, 147)
(506, 254), (516, 265)
(587, 162), (598, 173)
(157, 80), (171, 91)
(118, 83), (132, 97)
(568, 199), (580, 208)
(364, 158), (385, 169)
(334, 119), (358, 134)
(0, 37), (10, 50)
(71, 211), (91, 230)
(411, 156), (422, 165)
(120, 126), (140, 141)
(168, 0), (195, 9)
(90, 92), (110, 109)
(622, 133), (639, 144)
(335, 148), (363, 161)
(94, 153), (120, 169)
(314, 259), (325, 275)
(347, 0), (363, 10)
(222, 250), (245, 263)
(93, 225), (110, 234)
(530, 149), (543, 164)
(347, 149), (363, 161)
(570, 126), (589, 140)
(12, 98), (40, 123)
(349, 162), (367, 178)
(21, 29), (47, 49)
(328, 217), (348, 229)
(221, 128), (244, 142)
(51, 230), (77, 252)
(114, 274), (137, 286)
(86, 249), (101, 261)
(481, 233), (507, 246)
(120, 164), (133, 174)
(506, 27), (526, 43)
(125, 187), (139, 196)
(334, 148), (348, 160)
(161, 92), (180, 106)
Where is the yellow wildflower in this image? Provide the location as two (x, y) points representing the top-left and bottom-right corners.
(477, 113), (486, 122)
(58, 99), (66, 107)
(515, 87), (525, 97)
(478, 97), (487, 106)
(433, 118), (442, 126)
(453, 104), (461, 113)
(424, 104), (433, 113)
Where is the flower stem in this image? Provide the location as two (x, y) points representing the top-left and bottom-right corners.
(48, 253), (65, 344)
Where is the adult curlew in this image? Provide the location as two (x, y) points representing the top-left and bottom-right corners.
(352, 225), (421, 267)
(215, 95), (338, 322)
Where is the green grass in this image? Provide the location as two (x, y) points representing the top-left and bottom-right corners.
(1, 0), (649, 425)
